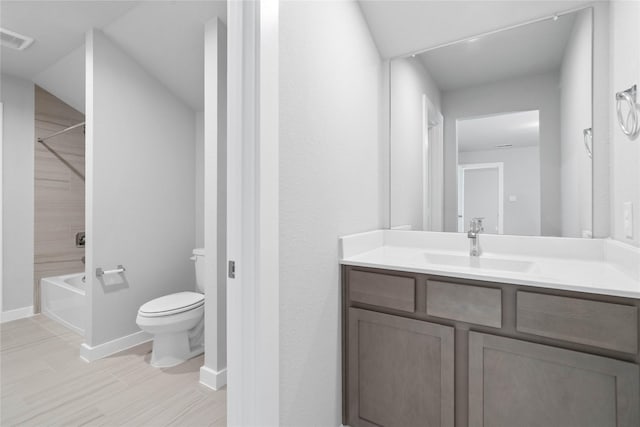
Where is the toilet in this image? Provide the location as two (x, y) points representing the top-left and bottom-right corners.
(136, 248), (205, 368)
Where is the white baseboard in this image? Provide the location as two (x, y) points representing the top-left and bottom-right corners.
(1, 306), (34, 323)
(199, 365), (227, 390)
(80, 330), (152, 362)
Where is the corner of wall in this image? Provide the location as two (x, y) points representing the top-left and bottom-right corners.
(380, 59), (390, 229)
(1, 73), (35, 313)
(33, 45), (86, 114)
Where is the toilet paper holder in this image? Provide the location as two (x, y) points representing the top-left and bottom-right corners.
(96, 265), (126, 277)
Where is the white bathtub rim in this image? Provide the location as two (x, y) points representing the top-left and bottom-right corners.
(41, 271), (86, 335)
(64, 275), (85, 288)
(41, 272), (85, 296)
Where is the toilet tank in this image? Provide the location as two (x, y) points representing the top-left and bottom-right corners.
(192, 248), (205, 293)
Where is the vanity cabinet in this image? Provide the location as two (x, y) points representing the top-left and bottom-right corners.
(342, 266), (640, 427)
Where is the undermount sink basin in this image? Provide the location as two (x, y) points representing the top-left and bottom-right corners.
(423, 252), (536, 273)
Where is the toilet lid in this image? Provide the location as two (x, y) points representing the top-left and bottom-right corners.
(138, 291), (204, 317)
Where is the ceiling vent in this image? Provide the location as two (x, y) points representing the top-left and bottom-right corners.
(0, 28), (34, 51)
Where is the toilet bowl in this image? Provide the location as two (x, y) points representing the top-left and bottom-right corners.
(136, 248), (205, 368)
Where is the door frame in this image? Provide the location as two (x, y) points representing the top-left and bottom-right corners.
(227, 0), (279, 425)
(457, 162), (504, 234)
(422, 94), (444, 232)
(0, 103), (3, 316)
(422, 94), (431, 231)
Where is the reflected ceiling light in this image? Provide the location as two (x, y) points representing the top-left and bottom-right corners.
(0, 27), (34, 51)
(552, 14), (559, 21)
(468, 37), (480, 43)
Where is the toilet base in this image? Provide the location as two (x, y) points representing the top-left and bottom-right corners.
(150, 332), (204, 368)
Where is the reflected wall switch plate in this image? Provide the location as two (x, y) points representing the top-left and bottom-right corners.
(623, 202), (633, 239)
(508, 195), (517, 202)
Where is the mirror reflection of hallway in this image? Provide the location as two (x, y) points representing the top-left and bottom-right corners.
(458, 163), (503, 234)
(389, 7), (594, 238)
(456, 110), (541, 236)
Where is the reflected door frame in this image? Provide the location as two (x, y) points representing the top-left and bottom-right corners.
(0, 103), (3, 315)
(457, 162), (504, 234)
(422, 94), (444, 232)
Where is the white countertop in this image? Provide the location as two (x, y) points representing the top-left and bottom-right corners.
(339, 230), (640, 299)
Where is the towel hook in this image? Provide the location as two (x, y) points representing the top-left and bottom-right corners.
(616, 85), (639, 138)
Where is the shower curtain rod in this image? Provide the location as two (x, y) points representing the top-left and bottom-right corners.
(37, 121), (85, 143)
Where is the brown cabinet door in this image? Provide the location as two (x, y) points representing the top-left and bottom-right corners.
(348, 308), (454, 427)
(468, 332), (640, 427)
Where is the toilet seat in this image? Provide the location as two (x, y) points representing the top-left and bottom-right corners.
(138, 291), (204, 318)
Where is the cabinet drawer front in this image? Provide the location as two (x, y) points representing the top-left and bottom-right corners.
(426, 280), (502, 328)
(517, 291), (638, 354)
(349, 270), (415, 312)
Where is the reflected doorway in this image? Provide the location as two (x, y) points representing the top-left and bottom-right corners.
(456, 110), (541, 236)
(457, 163), (504, 234)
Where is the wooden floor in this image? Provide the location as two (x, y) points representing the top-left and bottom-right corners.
(1, 315), (226, 426)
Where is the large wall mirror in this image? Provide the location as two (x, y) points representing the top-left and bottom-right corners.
(390, 7), (593, 238)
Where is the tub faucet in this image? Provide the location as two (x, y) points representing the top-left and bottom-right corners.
(467, 217), (484, 257)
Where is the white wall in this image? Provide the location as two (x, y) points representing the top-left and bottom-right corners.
(560, 8), (593, 238)
(610, 0), (640, 246)
(33, 45), (85, 114)
(591, 2), (610, 239)
(201, 17), (227, 388)
(459, 146), (541, 236)
(1, 74), (34, 313)
(442, 71), (561, 235)
(195, 111), (204, 248)
(279, 0), (382, 424)
(390, 57), (441, 230)
(0, 101), (2, 316)
(85, 30), (196, 346)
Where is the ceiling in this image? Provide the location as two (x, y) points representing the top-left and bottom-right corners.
(0, 1), (139, 79)
(457, 110), (540, 152)
(416, 12), (576, 92)
(101, 1), (226, 111)
(358, 0), (593, 59)
(0, 1), (226, 111)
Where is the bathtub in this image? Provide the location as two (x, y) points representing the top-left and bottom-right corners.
(41, 272), (85, 335)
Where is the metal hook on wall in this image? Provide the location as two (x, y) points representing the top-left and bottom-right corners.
(615, 85), (639, 138)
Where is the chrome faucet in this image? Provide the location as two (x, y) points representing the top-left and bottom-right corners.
(467, 217), (484, 257)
